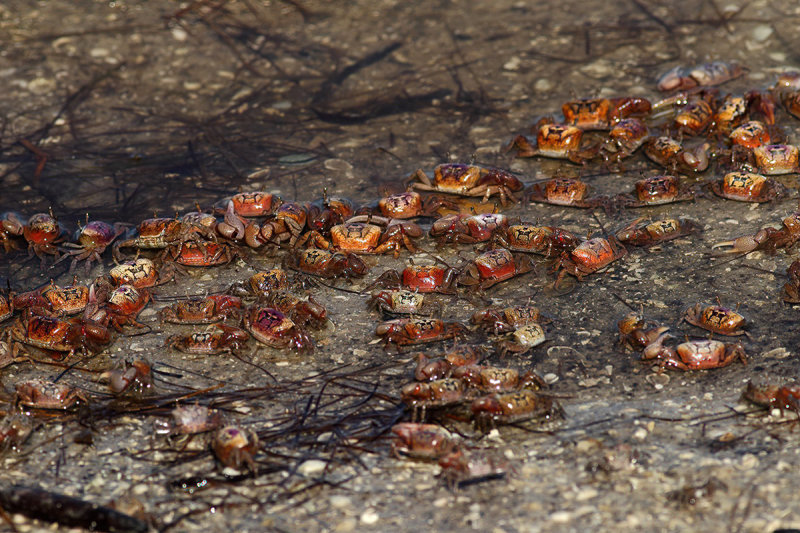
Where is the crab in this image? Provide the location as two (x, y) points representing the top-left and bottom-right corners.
(615, 217), (698, 247)
(364, 191), (455, 219)
(406, 163), (524, 206)
(617, 312), (670, 352)
(456, 248), (534, 290)
(10, 310), (111, 359)
(306, 193), (356, 233)
(0, 211), (25, 253)
(56, 219), (125, 272)
(22, 211), (64, 262)
(413, 346), (483, 381)
(641, 333), (747, 371)
(400, 377), (471, 420)
(615, 175), (698, 209)
(711, 92), (775, 134)
(657, 61), (745, 92)
(0, 334), (28, 369)
(553, 236), (627, 287)
(212, 425), (259, 472)
(367, 289), (439, 316)
(284, 248), (368, 281)
(166, 241), (238, 267)
(506, 122), (597, 164)
(493, 223), (581, 258)
(113, 217), (215, 260)
(528, 177), (608, 210)
(429, 213), (509, 245)
(105, 258), (171, 289)
(600, 118), (650, 164)
(12, 279), (90, 317)
(107, 359), (153, 394)
(390, 423), (461, 460)
(300, 216), (423, 257)
(682, 303), (748, 337)
(369, 262), (459, 295)
(471, 389), (559, 432)
(450, 366), (534, 393)
(730, 121), (772, 150)
(159, 294), (243, 324)
(561, 97), (651, 130)
(0, 292), (12, 323)
(496, 323), (547, 355)
(668, 92), (715, 136)
(229, 269), (290, 299)
(782, 259), (800, 303)
(742, 381), (800, 414)
(375, 318), (467, 348)
(260, 290), (327, 329)
(751, 144), (800, 175)
(243, 201), (308, 248)
(712, 208), (800, 255)
(15, 379), (89, 409)
(214, 191), (282, 218)
(437, 448), (510, 490)
(470, 305), (548, 335)
(91, 284), (152, 331)
(0, 415), (33, 452)
(644, 136), (710, 173)
(166, 324), (250, 355)
(244, 306), (314, 353)
(155, 404), (224, 437)
(710, 171), (783, 202)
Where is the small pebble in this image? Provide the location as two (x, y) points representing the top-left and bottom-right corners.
(752, 24), (773, 42)
(360, 509), (379, 525)
(298, 459), (327, 477)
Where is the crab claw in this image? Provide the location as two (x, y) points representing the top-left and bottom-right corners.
(641, 332), (674, 361)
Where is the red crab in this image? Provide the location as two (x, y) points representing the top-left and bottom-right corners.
(528, 177), (608, 210)
(406, 163), (524, 206)
(493, 223), (581, 258)
(376, 318), (467, 348)
(57, 219), (125, 272)
(9, 310), (111, 359)
(710, 171), (784, 202)
(369, 262), (460, 295)
(15, 379), (89, 410)
(166, 324), (250, 355)
(507, 122), (597, 164)
(641, 333), (747, 371)
(212, 425), (259, 472)
(244, 306), (314, 353)
(23, 212), (64, 262)
(615, 217), (698, 247)
(456, 248), (534, 290)
(284, 249), (368, 281)
(429, 213), (509, 245)
(561, 96), (651, 130)
(553, 236), (627, 287)
(159, 294), (243, 324)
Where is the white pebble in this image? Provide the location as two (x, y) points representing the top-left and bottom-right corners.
(503, 56), (521, 71)
(752, 25), (773, 42)
(360, 509), (379, 525)
(298, 459), (327, 477)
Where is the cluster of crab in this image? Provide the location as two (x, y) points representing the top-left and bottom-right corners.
(387, 345), (561, 487)
(7, 60), (800, 480)
(617, 301), (749, 371)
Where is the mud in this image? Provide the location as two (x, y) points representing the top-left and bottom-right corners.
(2, 1), (800, 532)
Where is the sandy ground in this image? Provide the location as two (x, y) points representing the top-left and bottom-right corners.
(2, 1), (800, 531)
